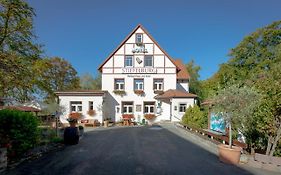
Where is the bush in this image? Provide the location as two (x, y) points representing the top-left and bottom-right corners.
(181, 105), (207, 129)
(0, 110), (39, 160)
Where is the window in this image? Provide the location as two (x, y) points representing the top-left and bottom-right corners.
(144, 102), (155, 114)
(89, 101), (93, 110)
(134, 79), (144, 90)
(144, 56), (153, 67)
(136, 105), (142, 112)
(136, 33), (143, 43)
(153, 79), (164, 91)
(114, 79), (125, 90)
(122, 102), (133, 114)
(125, 56), (133, 67)
(179, 103), (187, 113)
(70, 101), (82, 112)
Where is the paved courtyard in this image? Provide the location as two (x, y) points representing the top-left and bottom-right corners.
(4, 124), (279, 175)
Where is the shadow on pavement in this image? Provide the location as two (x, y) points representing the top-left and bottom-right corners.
(3, 125), (270, 175)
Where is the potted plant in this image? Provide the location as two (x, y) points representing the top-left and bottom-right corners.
(122, 114), (134, 119)
(134, 90), (144, 95)
(144, 114), (156, 120)
(154, 90), (164, 95)
(64, 118), (79, 145)
(212, 85), (261, 164)
(68, 112), (82, 120)
(87, 109), (96, 116)
(113, 90), (126, 96)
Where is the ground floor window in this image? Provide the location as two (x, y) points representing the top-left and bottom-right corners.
(144, 102), (155, 114)
(70, 101), (82, 112)
(122, 102), (133, 114)
(179, 103), (187, 113)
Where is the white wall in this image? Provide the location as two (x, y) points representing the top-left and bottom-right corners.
(171, 98), (195, 122)
(58, 95), (104, 124)
(102, 73), (177, 122)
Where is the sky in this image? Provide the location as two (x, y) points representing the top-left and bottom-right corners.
(28, 0), (281, 80)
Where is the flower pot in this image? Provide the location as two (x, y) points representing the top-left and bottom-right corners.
(64, 127), (79, 145)
(218, 144), (242, 164)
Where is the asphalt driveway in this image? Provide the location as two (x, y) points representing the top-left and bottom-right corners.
(4, 124), (279, 175)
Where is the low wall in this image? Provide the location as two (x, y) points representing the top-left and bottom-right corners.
(0, 148), (7, 172)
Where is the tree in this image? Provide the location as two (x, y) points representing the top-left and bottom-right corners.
(33, 57), (80, 101)
(0, 0), (41, 102)
(203, 20), (281, 99)
(80, 73), (101, 90)
(182, 105), (207, 128)
(253, 61), (281, 156)
(0, 0), (41, 57)
(185, 60), (202, 98)
(211, 85), (261, 149)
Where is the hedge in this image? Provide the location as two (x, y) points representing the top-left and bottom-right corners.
(0, 109), (39, 160)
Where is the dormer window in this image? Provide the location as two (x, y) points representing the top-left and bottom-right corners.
(136, 33), (143, 44)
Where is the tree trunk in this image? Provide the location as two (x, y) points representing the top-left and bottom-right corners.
(229, 122), (232, 149)
(266, 136), (273, 156)
(269, 126), (281, 156)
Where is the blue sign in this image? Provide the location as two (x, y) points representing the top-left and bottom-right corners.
(210, 113), (226, 133)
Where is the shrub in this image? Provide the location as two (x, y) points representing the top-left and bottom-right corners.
(0, 110), (39, 160)
(182, 105), (207, 129)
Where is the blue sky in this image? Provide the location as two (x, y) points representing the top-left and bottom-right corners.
(28, 0), (281, 80)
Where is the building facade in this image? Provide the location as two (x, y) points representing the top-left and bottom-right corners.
(56, 24), (197, 124)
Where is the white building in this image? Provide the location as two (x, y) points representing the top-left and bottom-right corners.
(56, 24), (197, 124)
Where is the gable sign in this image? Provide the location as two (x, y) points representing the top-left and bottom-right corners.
(122, 67), (157, 74)
(132, 45), (148, 53)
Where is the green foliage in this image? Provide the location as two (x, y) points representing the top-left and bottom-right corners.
(211, 85), (261, 148)
(211, 85), (261, 124)
(0, 0), (42, 102)
(182, 105), (207, 128)
(0, 0), (41, 57)
(185, 60), (203, 99)
(33, 57), (80, 101)
(80, 73), (101, 90)
(203, 20), (281, 99)
(0, 109), (39, 160)
(202, 20), (281, 152)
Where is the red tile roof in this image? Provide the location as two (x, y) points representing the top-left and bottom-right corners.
(155, 89), (197, 99)
(0, 106), (41, 112)
(173, 59), (190, 80)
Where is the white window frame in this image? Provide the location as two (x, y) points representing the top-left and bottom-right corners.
(136, 33), (143, 43)
(134, 79), (144, 90)
(144, 56), (153, 67)
(70, 101), (82, 112)
(122, 104), (133, 114)
(179, 103), (187, 113)
(154, 79), (163, 91)
(115, 79), (125, 90)
(124, 56), (133, 67)
(144, 104), (155, 114)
